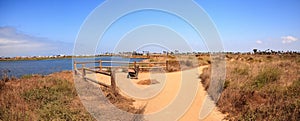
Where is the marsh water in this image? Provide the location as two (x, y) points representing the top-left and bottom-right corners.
(0, 56), (144, 78)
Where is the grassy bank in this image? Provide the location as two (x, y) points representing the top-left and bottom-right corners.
(0, 71), (94, 120)
(200, 54), (300, 120)
(0, 71), (142, 120)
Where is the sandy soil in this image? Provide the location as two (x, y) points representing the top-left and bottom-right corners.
(85, 66), (225, 121)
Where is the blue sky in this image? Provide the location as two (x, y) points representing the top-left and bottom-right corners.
(0, 0), (299, 56)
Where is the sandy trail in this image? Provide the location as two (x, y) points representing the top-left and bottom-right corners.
(85, 66), (225, 121)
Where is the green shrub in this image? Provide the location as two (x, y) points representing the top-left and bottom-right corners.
(224, 80), (230, 89)
(253, 67), (281, 88)
(22, 79), (93, 120)
(185, 60), (193, 67)
(21, 74), (33, 79)
(296, 58), (300, 63)
(287, 78), (300, 98)
(233, 67), (249, 75)
(149, 58), (155, 62)
(0, 108), (31, 121)
(23, 79), (75, 103)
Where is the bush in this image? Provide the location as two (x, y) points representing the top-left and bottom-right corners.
(253, 67), (281, 88)
(233, 67), (249, 75)
(287, 78), (300, 98)
(21, 74), (34, 79)
(22, 79), (93, 120)
(0, 80), (4, 90)
(185, 60), (193, 67)
(149, 58), (155, 62)
(216, 54), (300, 120)
(199, 67), (211, 90)
(223, 80), (230, 89)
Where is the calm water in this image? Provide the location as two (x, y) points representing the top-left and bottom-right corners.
(0, 56), (144, 78)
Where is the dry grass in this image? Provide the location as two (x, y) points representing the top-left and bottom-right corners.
(0, 71), (144, 120)
(0, 71), (95, 120)
(100, 87), (145, 114)
(143, 54), (210, 72)
(137, 79), (159, 85)
(200, 54), (300, 120)
(199, 67), (211, 90)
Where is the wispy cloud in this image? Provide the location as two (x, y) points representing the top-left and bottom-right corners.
(256, 40), (263, 44)
(0, 26), (72, 56)
(281, 36), (298, 44)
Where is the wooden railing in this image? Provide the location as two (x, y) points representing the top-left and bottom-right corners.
(74, 61), (168, 70)
(73, 60), (169, 94)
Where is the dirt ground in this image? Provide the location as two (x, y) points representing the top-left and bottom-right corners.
(86, 66), (225, 121)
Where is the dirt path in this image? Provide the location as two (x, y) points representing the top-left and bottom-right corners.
(86, 66), (225, 121)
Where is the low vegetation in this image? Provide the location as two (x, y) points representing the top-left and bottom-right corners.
(0, 71), (143, 120)
(2, 53), (299, 120)
(144, 54), (210, 72)
(200, 54), (300, 120)
(0, 72), (95, 120)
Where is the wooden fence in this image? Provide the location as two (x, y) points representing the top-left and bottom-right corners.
(73, 60), (168, 94)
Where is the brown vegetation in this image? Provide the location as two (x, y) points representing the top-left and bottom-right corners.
(200, 54), (300, 120)
(144, 54), (210, 72)
(137, 79), (159, 85)
(0, 71), (94, 120)
(0, 71), (142, 120)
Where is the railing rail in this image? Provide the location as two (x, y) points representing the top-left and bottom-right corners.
(73, 60), (169, 95)
(74, 61), (165, 65)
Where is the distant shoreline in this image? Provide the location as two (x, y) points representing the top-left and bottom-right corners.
(1, 51), (300, 61)
(0, 55), (149, 61)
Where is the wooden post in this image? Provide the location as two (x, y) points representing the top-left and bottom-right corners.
(134, 61), (137, 69)
(82, 64), (86, 80)
(166, 60), (169, 72)
(110, 70), (117, 95)
(99, 60), (102, 71)
(74, 61), (77, 75)
(82, 64), (85, 70)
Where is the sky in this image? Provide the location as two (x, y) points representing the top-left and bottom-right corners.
(0, 0), (299, 56)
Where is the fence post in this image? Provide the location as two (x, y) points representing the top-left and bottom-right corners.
(99, 60), (102, 71)
(166, 60), (169, 72)
(110, 70), (117, 95)
(134, 61), (137, 69)
(82, 64), (86, 80)
(73, 61), (77, 75)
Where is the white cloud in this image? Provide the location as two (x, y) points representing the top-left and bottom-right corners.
(0, 38), (25, 45)
(281, 36), (298, 44)
(0, 26), (72, 56)
(256, 40), (263, 44)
